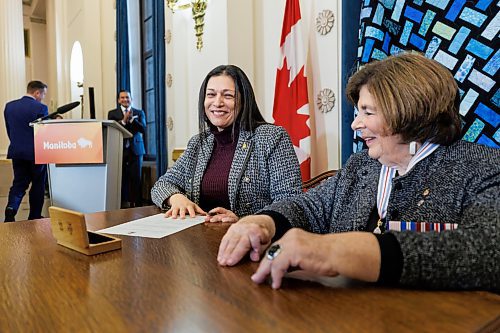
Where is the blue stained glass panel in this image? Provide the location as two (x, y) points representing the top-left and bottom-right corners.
(477, 135), (499, 148)
(400, 21), (414, 45)
(404, 6), (424, 23)
(372, 49), (388, 60)
(425, 36), (441, 58)
(380, 0), (396, 10)
(463, 119), (485, 142)
(382, 32), (391, 53)
(468, 69), (495, 92)
(418, 10), (436, 36)
(475, 103), (500, 127)
(475, 0), (493, 11)
(454, 54), (476, 83)
(391, 0), (406, 21)
(491, 89), (500, 109)
(493, 128), (500, 144)
(373, 4), (385, 25)
(445, 0), (466, 21)
(365, 26), (385, 40)
(362, 39), (375, 62)
(481, 11), (500, 40)
(357, 0), (499, 150)
(459, 88), (479, 116)
(459, 7), (487, 27)
(409, 33), (426, 50)
(448, 26), (470, 54)
(465, 38), (494, 60)
(425, 0), (450, 10)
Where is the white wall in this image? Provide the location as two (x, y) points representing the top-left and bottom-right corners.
(9, 0), (343, 174)
(166, 0), (231, 166)
(45, 0), (115, 120)
(167, 0), (342, 174)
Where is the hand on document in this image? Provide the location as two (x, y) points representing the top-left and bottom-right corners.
(205, 207), (239, 223)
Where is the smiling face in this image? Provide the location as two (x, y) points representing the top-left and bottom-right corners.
(204, 75), (237, 131)
(351, 85), (413, 169)
(118, 91), (132, 109)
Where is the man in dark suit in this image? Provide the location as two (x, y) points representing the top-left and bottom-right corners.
(4, 81), (48, 222)
(107, 90), (146, 208)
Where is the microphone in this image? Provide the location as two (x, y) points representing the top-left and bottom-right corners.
(55, 101), (80, 115)
(33, 101), (80, 122)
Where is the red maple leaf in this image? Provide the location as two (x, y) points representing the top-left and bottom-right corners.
(272, 58), (310, 148)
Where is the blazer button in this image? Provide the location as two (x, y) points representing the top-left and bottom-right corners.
(394, 183), (402, 190)
(244, 177), (250, 183)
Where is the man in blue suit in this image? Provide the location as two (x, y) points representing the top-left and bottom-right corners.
(4, 81), (48, 222)
(107, 90), (146, 208)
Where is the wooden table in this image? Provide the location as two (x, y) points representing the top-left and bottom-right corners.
(1, 206), (498, 332)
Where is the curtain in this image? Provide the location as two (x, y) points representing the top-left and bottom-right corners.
(152, 0), (167, 176)
(116, 0), (130, 93)
(354, 0), (499, 151)
(341, 0), (363, 164)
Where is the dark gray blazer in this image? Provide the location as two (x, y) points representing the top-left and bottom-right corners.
(263, 140), (499, 290)
(151, 124), (303, 217)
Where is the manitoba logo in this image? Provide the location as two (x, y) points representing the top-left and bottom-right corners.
(77, 137), (93, 148)
(43, 141), (77, 150)
(43, 137), (93, 150)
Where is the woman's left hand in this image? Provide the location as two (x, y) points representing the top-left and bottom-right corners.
(251, 228), (338, 289)
(251, 229), (381, 289)
(205, 207), (239, 223)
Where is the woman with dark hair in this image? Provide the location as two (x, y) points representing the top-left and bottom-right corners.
(218, 53), (499, 291)
(151, 65), (302, 222)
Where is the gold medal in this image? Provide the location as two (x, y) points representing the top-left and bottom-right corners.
(373, 219), (383, 234)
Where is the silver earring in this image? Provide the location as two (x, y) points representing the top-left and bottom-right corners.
(409, 141), (417, 155)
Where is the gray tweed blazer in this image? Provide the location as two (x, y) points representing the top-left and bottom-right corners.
(151, 124), (302, 217)
(263, 140), (499, 290)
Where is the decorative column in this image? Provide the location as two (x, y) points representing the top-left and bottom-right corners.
(0, 0), (26, 156)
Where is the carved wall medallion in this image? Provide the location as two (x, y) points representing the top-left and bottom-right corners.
(166, 73), (173, 87)
(316, 10), (334, 35)
(317, 88), (335, 113)
(167, 116), (174, 131)
(166, 29), (172, 44)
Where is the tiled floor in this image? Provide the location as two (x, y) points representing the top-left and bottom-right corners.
(0, 160), (50, 222)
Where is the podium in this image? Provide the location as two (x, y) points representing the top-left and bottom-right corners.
(34, 119), (132, 213)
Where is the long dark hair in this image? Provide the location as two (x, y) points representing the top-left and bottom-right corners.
(198, 65), (266, 139)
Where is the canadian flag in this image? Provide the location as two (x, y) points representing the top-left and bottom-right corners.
(273, 0), (310, 181)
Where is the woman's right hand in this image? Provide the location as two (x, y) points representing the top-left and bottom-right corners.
(165, 193), (207, 218)
(217, 215), (276, 266)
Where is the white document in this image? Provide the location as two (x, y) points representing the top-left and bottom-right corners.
(96, 214), (206, 238)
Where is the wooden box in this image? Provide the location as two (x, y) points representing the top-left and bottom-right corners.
(49, 206), (121, 255)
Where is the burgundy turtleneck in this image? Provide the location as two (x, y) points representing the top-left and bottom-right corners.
(199, 126), (239, 211)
